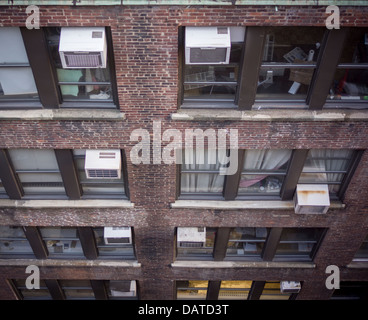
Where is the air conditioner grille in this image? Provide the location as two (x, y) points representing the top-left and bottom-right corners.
(179, 241), (204, 248)
(189, 48), (227, 64)
(86, 169), (119, 179)
(64, 52), (103, 68)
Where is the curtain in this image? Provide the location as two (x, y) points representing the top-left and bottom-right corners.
(239, 150), (292, 188)
(181, 149), (225, 193)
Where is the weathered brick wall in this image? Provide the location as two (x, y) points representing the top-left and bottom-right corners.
(0, 5), (367, 300)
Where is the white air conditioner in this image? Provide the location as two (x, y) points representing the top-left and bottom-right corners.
(109, 280), (136, 297)
(59, 27), (107, 68)
(294, 184), (330, 214)
(104, 227), (132, 245)
(185, 27), (231, 65)
(84, 149), (121, 179)
(280, 281), (301, 293)
(177, 227), (206, 248)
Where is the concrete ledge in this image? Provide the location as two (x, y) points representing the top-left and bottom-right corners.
(0, 259), (141, 268)
(171, 200), (345, 210)
(171, 109), (368, 122)
(172, 261), (315, 269)
(347, 262), (368, 269)
(0, 199), (134, 208)
(0, 109), (125, 121)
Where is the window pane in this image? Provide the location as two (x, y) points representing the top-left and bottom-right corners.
(354, 235), (368, 261)
(73, 150), (125, 198)
(59, 280), (95, 300)
(274, 228), (324, 261)
(0, 27), (38, 100)
(40, 227), (84, 258)
(177, 227), (216, 259)
(238, 150), (291, 196)
(262, 27), (324, 63)
(298, 149), (354, 195)
(45, 27), (112, 103)
(107, 280), (137, 300)
(181, 149), (227, 195)
(0, 226), (35, 258)
(8, 149), (66, 197)
(93, 227), (135, 259)
(338, 28), (368, 64)
(219, 281), (252, 300)
(260, 281), (291, 300)
(14, 280), (51, 300)
(256, 66), (314, 101)
(177, 280), (208, 300)
(226, 227), (268, 260)
(328, 68), (368, 101)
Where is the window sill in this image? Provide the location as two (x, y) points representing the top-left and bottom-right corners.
(0, 199), (134, 208)
(347, 261), (368, 268)
(171, 200), (345, 211)
(0, 108), (125, 121)
(171, 108), (368, 122)
(0, 259), (141, 268)
(171, 260), (315, 269)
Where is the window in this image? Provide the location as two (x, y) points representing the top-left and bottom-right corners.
(93, 227), (135, 260)
(176, 227), (216, 260)
(181, 27), (245, 108)
(256, 27), (324, 103)
(0, 226), (35, 258)
(260, 281), (293, 300)
(238, 149), (292, 197)
(0, 27), (39, 102)
(298, 149), (355, 198)
(353, 234), (368, 262)
(179, 27), (368, 110)
(8, 149), (66, 198)
(73, 150), (126, 199)
(12, 280), (52, 300)
(226, 227), (269, 260)
(39, 227), (85, 259)
(176, 280), (208, 300)
(45, 27), (115, 106)
(59, 280), (95, 300)
(180, 149), (226, 198)
(273, 228), (325, 262)
(178, 148), (362, 201)
(327, 28), (368, 105)
(218, 281), (252, 300)
(176, 227), (325, 263)
(0, 149), (128, 200)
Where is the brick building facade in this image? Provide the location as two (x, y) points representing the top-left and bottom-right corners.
(0, 2), (367, 301)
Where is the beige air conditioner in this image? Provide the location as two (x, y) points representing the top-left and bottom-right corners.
(177, 227), (206, 248)
(104, 227), (132, 245)
(294, 184), (330, 214)
(84, 150), (121, 179)
(185, 27), (231, 65)
(59, 27), (107, 68)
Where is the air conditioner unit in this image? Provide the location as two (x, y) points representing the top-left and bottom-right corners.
(185, 27), (231, 65)
(294, 184), (330, 214)
(177, 227), (206, 248)
(109, 280), (136, 297)
(59, 27), (107, 68)
(280, 281), (301, 293)
(104, 227), (132, 245)
(84, 149), (121, 179)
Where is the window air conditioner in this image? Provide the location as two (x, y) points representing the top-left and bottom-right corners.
(177, 227), (206, 248)
(109, 280), (136, 297)
(185, 27), (231, 65)
(59, 27), (107, 68)
(84, 149), (121, 179)
(104, 227), (132, 245)
(294, 184), (330, 214)
(280, 281), (301, 293)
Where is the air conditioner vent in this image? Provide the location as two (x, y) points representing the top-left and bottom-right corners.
(85, 149), (121, 179)
(177, 227), (206, 248)
(63, 52), (103, 68)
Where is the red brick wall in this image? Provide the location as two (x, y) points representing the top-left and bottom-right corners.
(0, 5), (367, 300)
